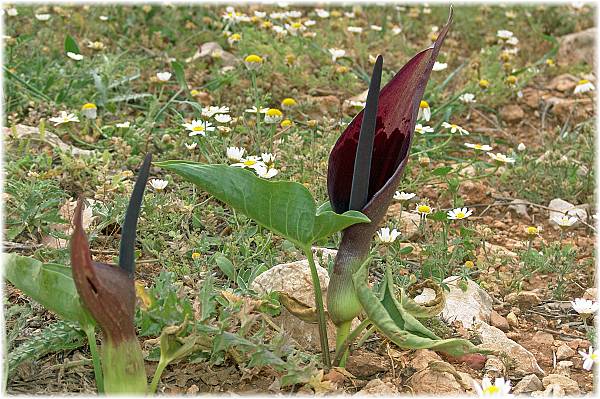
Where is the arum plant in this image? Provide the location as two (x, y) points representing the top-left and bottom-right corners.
(70, 153), (152, 393)
(326, 8), (480, 365)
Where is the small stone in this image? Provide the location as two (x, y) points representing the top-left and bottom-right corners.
(356, 379), (399, 395)
(513, 374), (544, 395)
(407, 350), (467, 394)
(554, 361), (573, 378)
(557, 27), (596, 67)
(504, 291), (541, 309)
(483, 356), (506, 379)
(542, 374), (580, 395)
(582, 287), (597, 301)
(548, 74), (580, 92)
(500, 104), (524, 123)
(346, 350), (389, 378)
(490, 310), (510, 332)
(507, 312), (519, 328)
(439, 276), (494, 329)
(532, 331), (555, 347)
(555, 344), (575, 360)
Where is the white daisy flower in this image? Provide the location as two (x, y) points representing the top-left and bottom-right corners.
(35, 13), (51, 21)
(506, 36), (519, 46)
(579, 346), (599, 371)
(459, 93), (476, 103)
(433, 62), (448, 71)
(116, 121), (131, 128)
(391, 26), (402, 35)
(394, 191), (416, 201)
(304, 19), (316, 27)
(415, 124), (434, 134)
(517, 143), (527, 151)
(574, 79), (595, 94)
(202, 105), (230, 118)
(67, 52), (84, 61)
(99, 15), (109, 21)
(442, 121), (469, 135)
(255, 165), (278, 179)
(488, 152), (515, 164)
(571, 298), (599, 315)
(226, 147), (245, 162)
(415, 203), (433, 216)
(7, 8), (18, 16)
(261, 152), (276, 166)
(214, 114), (232, 124)
(245, 106), (269, 114)
(447, 207), (474, 220)
(473, 377), (513, 397)
(183, 120), (215, 136)
(149, 179), (168, 191)
(497, 30), (514, 40)
(370, 25), (383, 31)
(315, 8), (330, 18)
(464, 143), (493, 152)
(49, 111), (80, 126)
(329, 48), (346, 62)
(418, 100), (431, 121)
(377, 227), (401, 244)
(264, 108), (283, 124)
(184, 142), (197, 150)
(347, 26), (363, 33)
(156, 71), (171, 81)
(231, 157), (265, 171)
(80, 103), (97, 119)
(552, 214), (579, 228)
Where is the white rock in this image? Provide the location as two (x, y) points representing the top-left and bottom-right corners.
(474, 322), (545, 378)
(513, 374), (543, 394)
(542, 374), (580, 395)
(356, 378), (398, 395)
(438, 276), (494, 328)
(548, 198), (587, 227)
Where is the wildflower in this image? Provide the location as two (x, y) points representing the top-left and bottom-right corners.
(344, 12), (355, 18)
(579, 346), (599, 371)
(226, 147), (245, 162)
(347, 26), (363, 34)
(415, 124), (434, 134)
(545, 58), (555, 67)
(255, 165), (278, 179)
(506, 36), (519, 46)
(49, 111), (80, 126)
(35, 13), (51, 21)
(447, 207), (474, 220)
(245, 106), (269, 114)
(574, 79), (595, 94)
(67, 52), (84, 61)
(87, 41), (105, 51)
(465, 260), (475, 269)
(418, 100), (431, 121)
(99, 15), (109, 21)
(202, 105), (230, 118)
(552, 214), (578, 228)
(231, 157), (265, 170)
(415, 203), (433, 216)
(505, 75), (518, 86)
(442, 121), (469, 135)
(433, 62), (448, 71)
(525, 226), (541, 236)
(479, 79), (490, 89)
(391, 26), (402, 35)
(370, 25), (383, 31)
(80, 103), (97, 119)
(488, 152), (515, 164)
(315, 8), (329, 18)
(473, 377), (513, 397)
(335, 66), (349, 74)
(254, 11), (266, 18)
(281, 98), (297, 109)
(227, 33), (241, 45)
(150, 179), (168, 191)
(116, 121), (131, 128)
(6, 8), (18, 16)
(261, 152), (276, 166)
(183, 120), (215, 136)
(156, 71), (171, 81)
(281, 119), (293, 127)
(464, 143), (492, 152)
(571, 298), (599, 315)
(214, 114), (232, 124)
(377, 227), (401, 244)
(517, 143), (526, 151)
(497, 30), (514, 40)
(191, 252), (201, 260)
(394, 191), (416, 201)
(459, 93), (476, 103)
(329, 48), (346, 62)
(244, 54), (263, 70)
(184, 142), (197, 150)
(285, 22), (306, 35)
(264, 108), (283, 124)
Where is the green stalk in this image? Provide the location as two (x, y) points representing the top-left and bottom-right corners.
(334, 321), (352, 367)
(83, 325), (104, 394)
(334, 318), (371, 366)
(102, 337), (147, 394)
(303, 246), (331, 369)
(356, 324), (377, 347)
(149, 358), (169, 394)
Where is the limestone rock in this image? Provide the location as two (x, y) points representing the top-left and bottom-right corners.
(407, 350), (468, 395)
(41, 198), (97, 249)
(506, 312), (519, 328)
(504, 291), (541, 309)
(547, 74), (580, 93)
(5, 125), (94, 157)
(557, 28), (596, 67)
(542, 374), (580, 395)
(555, 344), (575, 361)
(500, 104), (524, 123)
(356, 379), (399, 395)
(437, 277), (493, 329)
(483, 356), (506, 379)
(545, 96), (594, 125)
(513, 374), (543, 395)
(548, 198), (588, 227)
(346, 350), (389, 378)
(490, 311), (509, 332)
(187, 42), (238, 67)
(474, 322), (545, 378)
(532, 331), (555, 347)
(554, 361), (573, 378)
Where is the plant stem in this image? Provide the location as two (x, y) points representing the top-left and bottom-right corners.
(149, 359), (168, 394)
(83, 325), (104, 394)
(334, 318), (371, 367)
(334, 321), (351, 367)
(304, 246), (331, 369)
(356, 324), (377, 347)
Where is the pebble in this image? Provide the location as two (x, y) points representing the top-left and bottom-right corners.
(555, 344), (575, 360)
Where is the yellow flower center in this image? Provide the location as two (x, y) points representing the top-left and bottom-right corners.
(591, 353), (598, 360)
(417, 205), (431, 214)
(526, 226), (538, 235)
(456, 212), (466, 219)
(473, 144), (482, 149)
(82, 103), (96, 110)
(420, 100), (429, 108)
(282, 98), (297, 107)
(483, 386), (500, 395)
(479, 79), (490, 88)
(262, 21), (273, 28)
(230, 33), (241, 40)
(506, 75), (517, 84)
(190, 89), (199, 96)
(451, 124), (458, 129)
(245, 54), (263, 63)
(465, 261), (474, 269)
(578, 79), (590, 85)
(243, 160), (257, 166)
(291, 22), (302, 29)
(546, 59), (555, 66)
(266, 108), (282, 117)
(192, 252), (201, 260)
(192, 125), (205, 131)
(281, 119), (293, 127)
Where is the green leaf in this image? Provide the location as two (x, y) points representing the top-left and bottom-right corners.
(214, 253), (235, 281)
(3, 254), (94, 326)
(430, 210), (448, 222)
(171, 61), (188, 92)
(353, 258), (478, 356)
(312, 210), (370, 242)
(157, 162), (317, 246)
(64, 35), (81, 55)
(432, 166), (453, 176)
